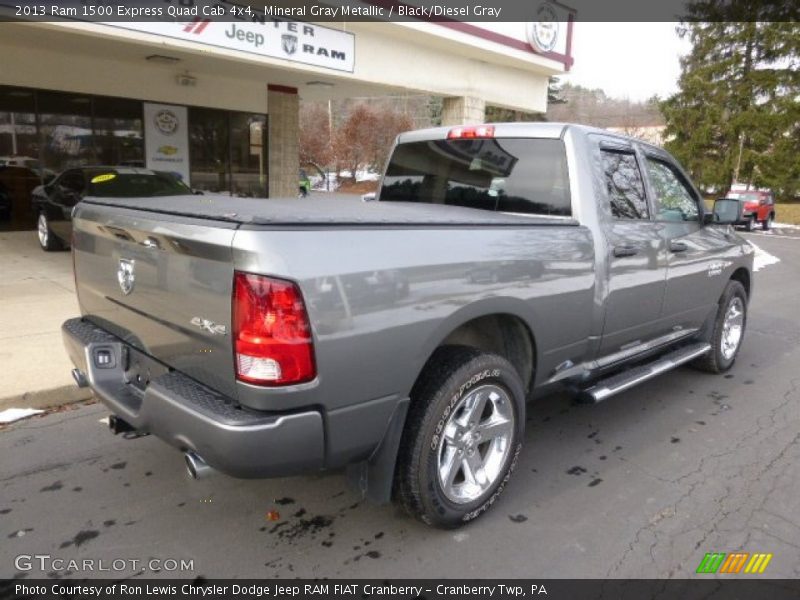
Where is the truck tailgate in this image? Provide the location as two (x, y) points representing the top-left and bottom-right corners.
(72, 201), (239, 399)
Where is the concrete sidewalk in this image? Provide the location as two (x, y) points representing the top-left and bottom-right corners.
(0, 230), (91, 410)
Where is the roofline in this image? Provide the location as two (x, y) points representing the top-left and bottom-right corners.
(396, 122), (666, 150)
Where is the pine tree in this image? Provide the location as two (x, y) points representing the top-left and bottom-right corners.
(661, 5), (800, 198)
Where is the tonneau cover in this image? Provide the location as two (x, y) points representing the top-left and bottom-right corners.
(81, 194), (578, 227)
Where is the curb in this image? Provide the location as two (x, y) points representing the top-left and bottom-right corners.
(0, 385), (93, 412)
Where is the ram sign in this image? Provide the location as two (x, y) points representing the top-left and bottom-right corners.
(104, 17), (355, 73)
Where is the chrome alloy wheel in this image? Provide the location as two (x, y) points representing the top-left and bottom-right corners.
(437, 384), (514, 504)
(37, 213), (49, 247)
(721, 297), (745, 360)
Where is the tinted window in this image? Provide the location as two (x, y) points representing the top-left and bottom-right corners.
(601, 150), (648, 219)
(379, 138), (571, 217)
(59, 170), (86, 194)
(645, 158), (699, 222)
(87, 170), (193, 197)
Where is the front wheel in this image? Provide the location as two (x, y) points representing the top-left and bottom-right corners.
(692, 280), (747, 373)
(394, 346), (525, 528)
(762, 214), (773, 231)
(745, 215), (756, 232)
(37, 212), (63, 252)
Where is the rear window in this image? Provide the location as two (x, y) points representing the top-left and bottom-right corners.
(378, 138), (571, 217)
(87, 170), (193, 198)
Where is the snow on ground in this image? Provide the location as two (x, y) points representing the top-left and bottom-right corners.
(0, 408), (43, 424)
(772, 222), (800, 230)
(748, 240), (781, 272)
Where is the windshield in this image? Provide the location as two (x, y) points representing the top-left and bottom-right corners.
(379, 138), (571, 217)
(88, 170), (193, 198)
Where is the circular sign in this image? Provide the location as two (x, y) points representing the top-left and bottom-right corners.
(527, 3), (559, 53)
(153, 109), (179, 136)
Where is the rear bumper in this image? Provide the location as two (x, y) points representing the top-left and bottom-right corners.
(62, 317), (325, 478)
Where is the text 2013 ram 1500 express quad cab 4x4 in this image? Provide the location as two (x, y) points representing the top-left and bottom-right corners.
(63, 123), (753, 528)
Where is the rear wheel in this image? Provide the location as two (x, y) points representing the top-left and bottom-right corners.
(692, 280), (747, 373)
(745, 215), (756, 232)
(37, 212), (63, 252)
(394, 346), (525, 528)
(762, 214), (773, 231)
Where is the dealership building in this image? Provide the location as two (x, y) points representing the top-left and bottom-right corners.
(0, 7), (573, 231)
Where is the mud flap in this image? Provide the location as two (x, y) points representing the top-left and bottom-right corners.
(346, 397), (409, 504)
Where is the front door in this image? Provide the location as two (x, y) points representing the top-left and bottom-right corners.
(643, 153), (735, 331)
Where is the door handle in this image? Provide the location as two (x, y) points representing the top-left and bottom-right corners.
(669, 241), (688, 253)
(613, 244), (639, 258)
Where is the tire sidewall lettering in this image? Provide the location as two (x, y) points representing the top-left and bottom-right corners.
(462, 442), (522, 522)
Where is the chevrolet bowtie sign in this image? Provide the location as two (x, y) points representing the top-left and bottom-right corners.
(103, 17), (355, 73)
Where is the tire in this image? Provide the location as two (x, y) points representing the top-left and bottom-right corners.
(37, 212), (63, 252)
(394, 345), (526, 528)
(692, 280), (747, 373)
(762, 214), (773, 231)
(745, 215), (756, 232)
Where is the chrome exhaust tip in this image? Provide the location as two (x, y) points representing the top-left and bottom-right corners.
(71, 368), (89, 388)
(185, 452), (212, 480)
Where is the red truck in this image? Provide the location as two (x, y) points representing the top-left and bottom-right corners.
(726, 188), (776, 231)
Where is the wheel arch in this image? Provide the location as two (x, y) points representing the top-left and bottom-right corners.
(413, 299), (538, 398)
(730, 267), (751, 299)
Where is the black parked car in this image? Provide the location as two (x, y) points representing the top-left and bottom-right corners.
(32, 167), (194, 251)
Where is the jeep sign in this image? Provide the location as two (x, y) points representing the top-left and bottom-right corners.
(103, 18), (354, 73)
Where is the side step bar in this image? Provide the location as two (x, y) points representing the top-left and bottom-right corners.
(580, 342), (711, 404)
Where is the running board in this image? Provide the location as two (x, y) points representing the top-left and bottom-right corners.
(580, 342), (711, 404)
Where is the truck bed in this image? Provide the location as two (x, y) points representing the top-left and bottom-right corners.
(81, 194), (579, 227)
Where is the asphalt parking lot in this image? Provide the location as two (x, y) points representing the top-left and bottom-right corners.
(2, 231), (799, 580)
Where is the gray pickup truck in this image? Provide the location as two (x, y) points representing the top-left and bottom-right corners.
(63, 123), (753, 528)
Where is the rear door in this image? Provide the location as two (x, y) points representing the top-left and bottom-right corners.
(72, 202), (239, 398)
(597, 141), (669, 356)
(642, 151), (733, 330)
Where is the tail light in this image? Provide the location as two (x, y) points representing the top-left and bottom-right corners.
(233, 272), (316, 386)
(447, 125), (495, 140)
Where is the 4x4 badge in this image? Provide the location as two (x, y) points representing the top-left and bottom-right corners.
(190, 317), (228, 336)
(117, 259), (135, 295)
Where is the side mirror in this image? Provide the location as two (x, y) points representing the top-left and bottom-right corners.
(361, 192), (376, 202)
(709, 198), (742, 225)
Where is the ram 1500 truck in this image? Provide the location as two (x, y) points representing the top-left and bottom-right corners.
(63, 123), (753, 528)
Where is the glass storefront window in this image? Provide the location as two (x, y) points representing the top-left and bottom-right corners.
(38, 90), (95, 172)
(0, 87), (42, 230)
(0, 85), (268, 231)
(190, 108), (267, 197)
(189, 107), (230, 194)
(93, 96), (144, 167)
(0, 87), (38, 161)
(230, 113), (266, 197)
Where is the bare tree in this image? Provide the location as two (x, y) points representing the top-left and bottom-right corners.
(299, 102), (332, 170)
